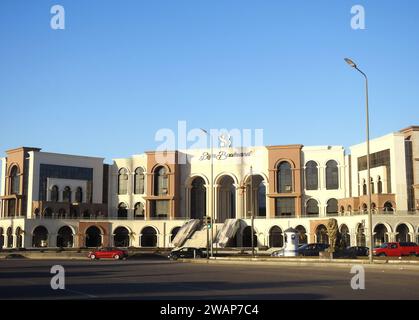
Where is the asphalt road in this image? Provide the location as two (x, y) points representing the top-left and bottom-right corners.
(0, 258), (418, 300)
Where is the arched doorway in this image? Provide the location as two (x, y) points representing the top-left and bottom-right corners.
(114, 227), (130, 247)
(316, 224), (329, 244)
(269, 226), (283, 248)
(57, 226), (74, 248)
(340, 224), (350, 248)
(396, 224), (410, 242)
(296, 225), (307, 245)
(245, 175), (266, 218)
(170, 227), (181, 243)
(374, 224), (388, 246)
(15, 227), (23, 248)
(218, 175), (236, 223)
(6, 227), (13, 248)
(356, 224), (366, 247)
(85, 226), (102, 247)
(242, 226), (257, 248)
(32, 226), (48, 247)
(190, 177), (206, 219)
(141, 227), (157, 247)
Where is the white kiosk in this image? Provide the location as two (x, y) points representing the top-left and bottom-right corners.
(284, 227), (299, 257)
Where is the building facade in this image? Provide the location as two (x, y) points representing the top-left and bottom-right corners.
(1, 127), (418, 250)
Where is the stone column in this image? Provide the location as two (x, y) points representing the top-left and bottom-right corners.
(48, 233), (57, 248)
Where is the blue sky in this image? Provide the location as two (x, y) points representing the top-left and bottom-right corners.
(0, 0), (418, 162)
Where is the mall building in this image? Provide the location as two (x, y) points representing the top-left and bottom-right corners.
(0, 126), (418, 250)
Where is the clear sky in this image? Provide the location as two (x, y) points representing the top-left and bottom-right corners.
(0, 0), (418, 162)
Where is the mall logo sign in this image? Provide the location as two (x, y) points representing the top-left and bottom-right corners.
(154, 121), (263, 164)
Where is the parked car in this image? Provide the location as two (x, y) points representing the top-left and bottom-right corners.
(270, 249), (285, 257)
(298, 243), (330, 256)
(373, 242), (419, 257)
(88, 247), (129, 260)
(334, 246), (369, 258)
(168, 247), (206, 260)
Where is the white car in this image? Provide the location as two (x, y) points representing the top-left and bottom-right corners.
(270, 249), (285, 257)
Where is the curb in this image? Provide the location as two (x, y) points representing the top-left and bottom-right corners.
(178, 257), (419, 271)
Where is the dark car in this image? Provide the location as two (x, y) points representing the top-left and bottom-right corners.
(298, 243), (330, 256)
(334, 246), (369, 258)
(168, 247), (206, 260)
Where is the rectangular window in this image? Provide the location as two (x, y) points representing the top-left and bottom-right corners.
(275, 198), (295, 217)
(152, 200), (169, 218)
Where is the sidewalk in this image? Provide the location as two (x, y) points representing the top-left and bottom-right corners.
(179, 256), (419, 271)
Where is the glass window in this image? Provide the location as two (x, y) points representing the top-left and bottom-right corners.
(10, 166), (20, 195)
(306, 199), (319, 216)
(305, 161), (318, 190)
(51, 185), (59, 202)
(63, 186), (72, 202)
(75, 187), (83, 203)
(118, 168), (129, 195)
(154, 166), (168, 196)
(326, 160), (339, 190)
(277, 162), (292, 193)
(275, 197), (295, 217)
(134, 167), (145, 194)
(326, 198), (338, 215)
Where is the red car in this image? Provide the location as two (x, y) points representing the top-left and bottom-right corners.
(373, 242), (419, 257)
(88, 247), (129, 260)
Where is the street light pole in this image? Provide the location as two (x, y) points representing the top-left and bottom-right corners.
(201, 128), (214, 258)
(344, 58), (374, 263)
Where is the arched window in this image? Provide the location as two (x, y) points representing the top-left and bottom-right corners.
(190, 177), (206, 219)
(51, 186), (59, 202)
(75, 187), (83, 203)
(277, 162), (292, 193)
(377, 177), (383, 194)
(63, 187), (72, 203)
(269, 226), (284, 248)
(326, 199), (338, 216)
(362, 179), (367, 196)
(6, 227), (13, 248)
(305, 161), (318, 190)
(316, 224), (329, 244)
(134, 167), (145, 194)
(383, 201), (394, 212)
(10, 166), (20, 195)
(306, 199), (319, 216)
(85, 226), (102, 247)
(356, 224), (366, 247)
(134, 202), (145, 218)
(141, 227), (157, 247)
(257, 181), (266, 217)
(32, 226), (49, 247)
(340, 224), (350, 248)
(347, 205), (352, 213)
(57, 226), (73, 248)
(15, 227), (23, 248)
(154, 166), (168, 196)
(170, 227), (181, 243)
(396, 224), (410, 242)
(326, 160), (339, 190)
(374, 224), (388, 246)
(118, 203), (128, 218)
(296, 225), (307, 244)
(118, 168), (129, 195)
(114, 227), (130, 247)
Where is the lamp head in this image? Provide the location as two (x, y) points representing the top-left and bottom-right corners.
(344, 58), (357, 68)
